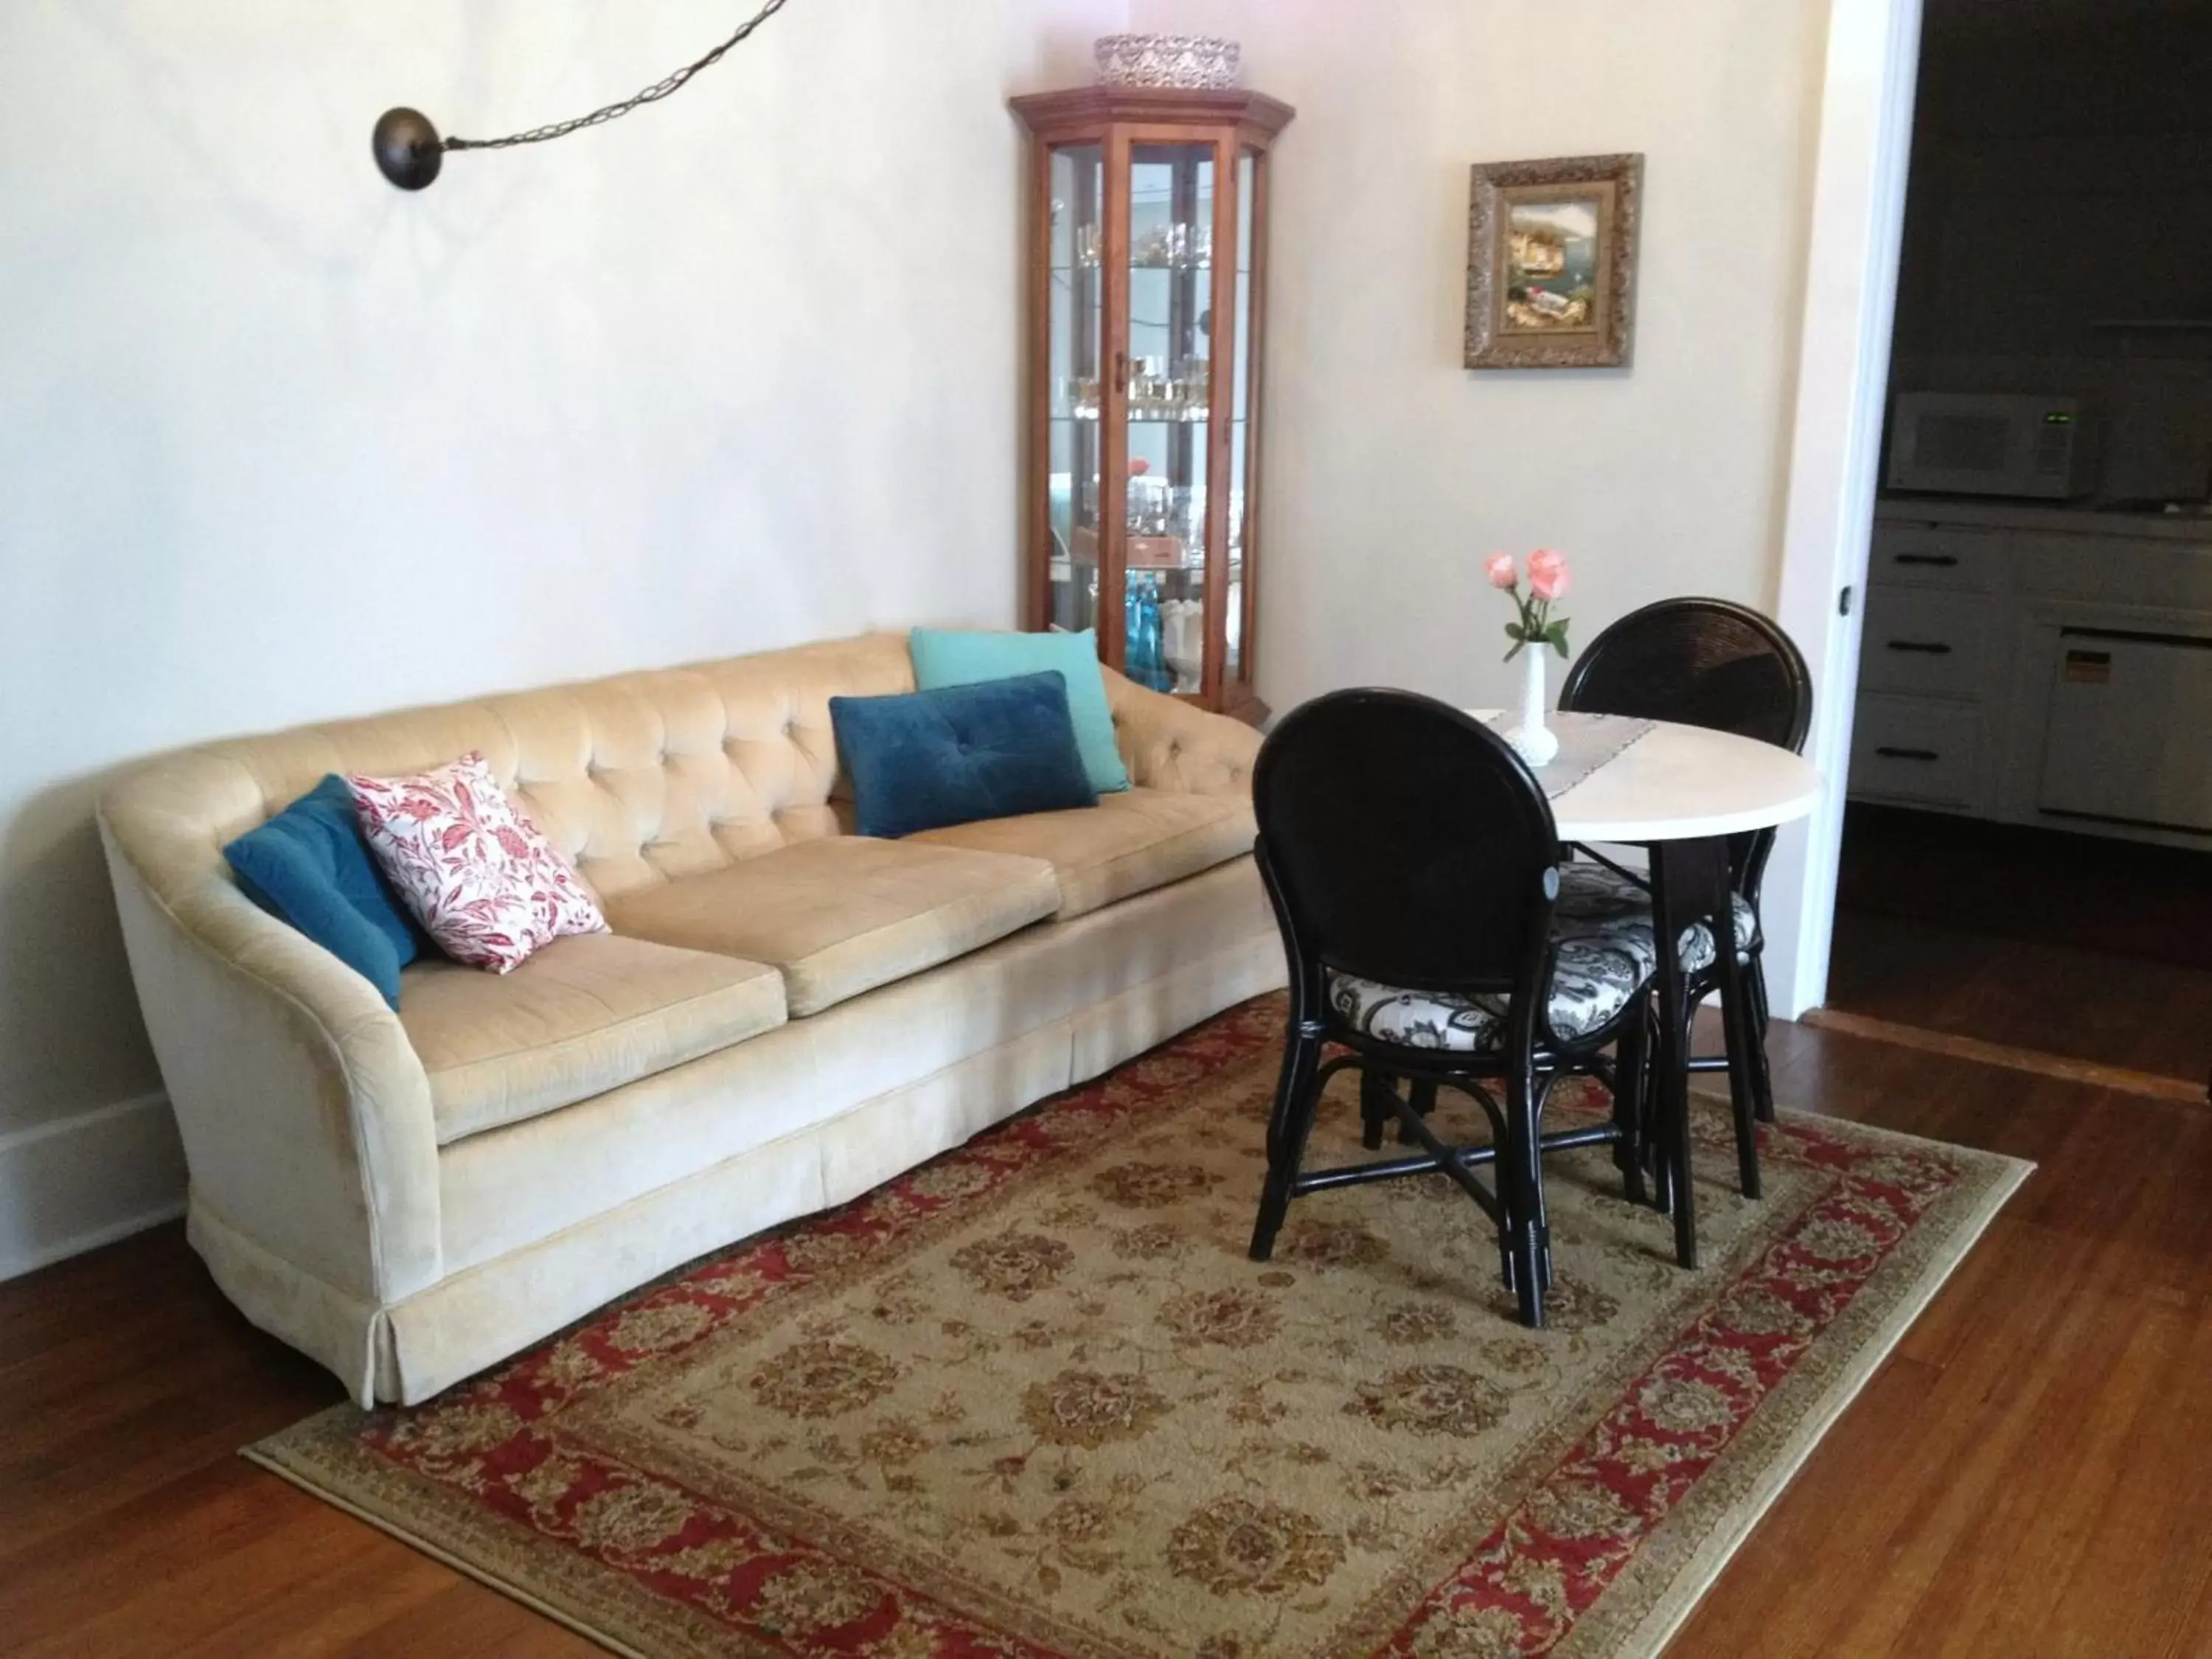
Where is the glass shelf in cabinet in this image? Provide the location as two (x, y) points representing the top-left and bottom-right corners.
(1057, 412), (1214, 425)
(1120, 262), (1253, 274)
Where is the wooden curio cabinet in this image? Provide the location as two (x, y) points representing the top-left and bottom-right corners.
(1010, 85), (1294, 723)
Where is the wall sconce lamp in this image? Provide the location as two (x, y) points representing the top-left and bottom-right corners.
(373, 0), (793, 190)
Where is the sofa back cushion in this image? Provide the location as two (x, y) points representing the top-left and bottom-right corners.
(110, 633), (919, 911)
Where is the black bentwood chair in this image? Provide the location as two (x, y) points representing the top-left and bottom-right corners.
(1248, 690), (1662, 1328)
(1554, 598), (1815, 1192)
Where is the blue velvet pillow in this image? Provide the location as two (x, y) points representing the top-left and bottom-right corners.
(908, 627), (1130, 794)
(223, 774), (424, 1009)
(830, 671), (1098, 839)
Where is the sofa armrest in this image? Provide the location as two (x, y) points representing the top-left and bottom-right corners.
(97, 757), (442, 1320)
(1102, 667), (1262, 799)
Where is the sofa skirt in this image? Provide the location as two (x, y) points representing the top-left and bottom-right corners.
(189, 858), (1283, 1405)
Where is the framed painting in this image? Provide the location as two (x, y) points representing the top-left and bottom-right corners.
(1465, 153), (1643, 369)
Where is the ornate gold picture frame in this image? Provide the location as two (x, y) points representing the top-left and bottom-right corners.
(1465, 153), (1643, 369)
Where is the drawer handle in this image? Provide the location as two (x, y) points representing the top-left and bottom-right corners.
(1893, 553), (1959, 568)
(1874, 745), (1941, 762)
(1885, 640), (1954, 655)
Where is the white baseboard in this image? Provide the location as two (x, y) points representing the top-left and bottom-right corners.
(0, 1091), (187, 1281)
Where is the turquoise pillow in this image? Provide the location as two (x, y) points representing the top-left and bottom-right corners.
(908, 627), (1130, 794)
(223, 775), (425, 1009)
(830, 672), (1097, 838)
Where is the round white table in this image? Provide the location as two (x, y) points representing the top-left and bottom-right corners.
(1541, 720), (1823, 846)
(1474, 712), (1825, 1265)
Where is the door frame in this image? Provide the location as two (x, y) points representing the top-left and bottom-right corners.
(1759, 0), (1926, 1019)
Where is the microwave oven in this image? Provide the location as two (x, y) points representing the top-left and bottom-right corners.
(1886, 392), (2094, 499)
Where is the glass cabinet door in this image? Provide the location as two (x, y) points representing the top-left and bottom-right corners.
(1117, 142), (1217, 697)
(1046, 143), (1105, 637)
(1225, 147), (1261, 695)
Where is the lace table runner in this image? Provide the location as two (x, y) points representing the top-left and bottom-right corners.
(1484, 711), (1655, 799)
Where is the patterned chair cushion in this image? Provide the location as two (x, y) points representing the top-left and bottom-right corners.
(1553, 862), (1758, 976)
(1328, 919), (1652, 1055)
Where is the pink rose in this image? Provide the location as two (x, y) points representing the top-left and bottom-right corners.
(1527, 548), (1570, 602)
(1484, 552), (1518, 590)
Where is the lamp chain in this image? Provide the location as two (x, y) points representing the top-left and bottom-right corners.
(443, 0), (793, 154)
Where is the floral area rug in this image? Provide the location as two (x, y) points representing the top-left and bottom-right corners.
(249, 995), (2029, 1658)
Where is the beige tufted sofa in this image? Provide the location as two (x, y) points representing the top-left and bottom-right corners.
(98, 632), (1280, 1406)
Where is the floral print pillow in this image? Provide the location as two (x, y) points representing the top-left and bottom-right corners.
(348, 752), (606, 973)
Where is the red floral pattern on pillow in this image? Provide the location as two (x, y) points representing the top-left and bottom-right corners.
(348, 753), (606, 973)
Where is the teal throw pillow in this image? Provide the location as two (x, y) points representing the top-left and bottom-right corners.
(908, 627), (1130, 794)
(223, 774), (425, 1009)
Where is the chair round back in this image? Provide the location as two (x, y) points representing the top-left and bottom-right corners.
(1557, 597), (1812, 753)
(1558, 597), (1812, 907)
(1252, 689), (1558, 998)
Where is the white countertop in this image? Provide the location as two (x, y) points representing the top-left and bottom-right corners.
(1877, 495), (2212, 545)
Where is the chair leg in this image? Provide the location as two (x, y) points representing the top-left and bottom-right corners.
(1747, 949), (1778, 1124)
(1666, 991), (1700, 1269)
(1611, 1006), (1650, 1208)
(1641, 1003), (1676, 1217)
(1400, 1077), (1439, 1146)
(1530, 1083), (1556, 1293)
(1652, 838), (1729, 1271)
(1359, 1069), (1393, 1151)
(1715, 962), (1762, 1202)
(1504, 1069), (1546, 1329)
(1250, 1029), (1323, 1262)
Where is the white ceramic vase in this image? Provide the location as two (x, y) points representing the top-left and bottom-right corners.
(1508, 645), (1559, 768)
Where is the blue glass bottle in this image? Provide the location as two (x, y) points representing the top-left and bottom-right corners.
(1124, 570), (1144, 681)
(1139, 576), (1172, 691)
(1122, 572), (1173, 691)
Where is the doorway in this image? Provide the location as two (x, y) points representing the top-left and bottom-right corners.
(1820, 0), (2212, 1091)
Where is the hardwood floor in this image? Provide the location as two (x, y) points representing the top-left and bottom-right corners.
(1828, 803), (2212, 1087)
(1834, 803), (2212, 973)
(4, 1017), (2210, 1655)
(1666, 1018), (2212, 1658)
(1826, 907), (2212, 1087)
(0, 1227), (598, 1658)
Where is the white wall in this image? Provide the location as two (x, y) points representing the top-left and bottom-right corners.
(1130, 0), (1832, 717)
(0, 0), (1124, 1277)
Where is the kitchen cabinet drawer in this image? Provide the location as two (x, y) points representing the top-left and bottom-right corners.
(2014, 533), (2212, 613)
(1868, 524), (2001, 593)
(1849, 695), (1980, 807)
(1858, 588), (1991, 698)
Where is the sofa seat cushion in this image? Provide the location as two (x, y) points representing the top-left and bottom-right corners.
(401, 933), (787, 1145)
(908, 787), (1254, 920)
(605, 837), (1060, 1017)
